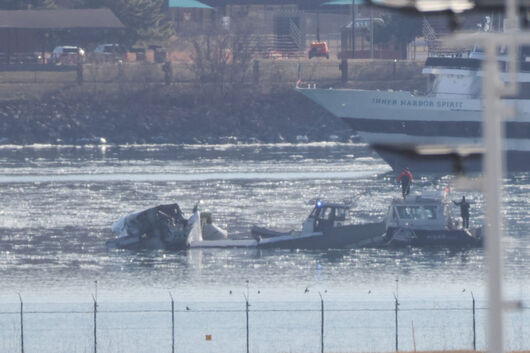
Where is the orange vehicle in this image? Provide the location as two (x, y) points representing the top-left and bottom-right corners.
(308, 41), (330, 59)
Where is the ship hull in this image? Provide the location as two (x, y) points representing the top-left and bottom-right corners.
(298, 88), (530, 172)
(372, 145), (530, 173)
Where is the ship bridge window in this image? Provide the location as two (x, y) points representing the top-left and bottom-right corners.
(396, 206), (436, 220)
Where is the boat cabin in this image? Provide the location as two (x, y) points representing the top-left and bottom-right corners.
(385, 192), (456, 230)
(302, 200), (351, 233)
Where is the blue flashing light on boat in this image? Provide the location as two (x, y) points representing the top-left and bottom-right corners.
(316, 200), (323, 208)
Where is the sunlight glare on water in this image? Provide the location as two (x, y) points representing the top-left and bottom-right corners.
(0, 143), (528, 353)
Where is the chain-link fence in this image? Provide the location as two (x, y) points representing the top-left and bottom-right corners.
(0, 295), (528, 353)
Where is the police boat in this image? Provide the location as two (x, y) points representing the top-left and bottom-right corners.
(383, 191), (482, 247)
(252, 200), (385, 249)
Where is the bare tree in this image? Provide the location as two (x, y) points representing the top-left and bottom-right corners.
(182, 18), (257, 104)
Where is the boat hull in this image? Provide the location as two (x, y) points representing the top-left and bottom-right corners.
(385, 227), (482, 247)
(257, 222), (386, 249)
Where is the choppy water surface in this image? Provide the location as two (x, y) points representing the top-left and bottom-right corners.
(0, 143), (528, 353)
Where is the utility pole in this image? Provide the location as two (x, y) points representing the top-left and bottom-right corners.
(351, 0), (355, 58)
(370, 4), (374, 59)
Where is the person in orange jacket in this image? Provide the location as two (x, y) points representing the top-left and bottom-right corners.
(397, 168), (413, 199)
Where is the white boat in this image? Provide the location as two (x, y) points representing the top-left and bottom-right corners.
(382, 190), (482, 247)
(297, 48), (530, 172)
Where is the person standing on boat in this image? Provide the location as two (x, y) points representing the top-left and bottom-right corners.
(397, 168), (413, 199)
(453, 196), (470, 228)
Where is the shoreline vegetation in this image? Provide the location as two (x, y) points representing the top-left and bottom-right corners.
(0, 60), (424, 145)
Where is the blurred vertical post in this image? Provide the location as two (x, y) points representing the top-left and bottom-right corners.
(170, 293), (175, 353)
(444, 0), (527, 351)
(253, 60), (260, 85)
(482, 28), (506, 353)
(317, 9), (321, 42)
(246, 297), (249, 353)
(77, 62), (83, 85)
(471, 292), (476, 351)
(411, 320), (416, 352)
(394, 294), (399, 352)
(351, 0), (355, 58)
(340, 59), (348, 82)
(319, 293), (324, 353)
(18, 294), (24, 353)
(369, 4), (374, 59)
(93, 295), (97, 353)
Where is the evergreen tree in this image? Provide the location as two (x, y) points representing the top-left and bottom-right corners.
(107, 0), (173, 44)
(71, 0), (173, 45)
(372, 12), (422, 59)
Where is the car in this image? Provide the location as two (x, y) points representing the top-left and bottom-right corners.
(93, 43), (127, 63)
(308, 41), (330, 59)
(52, 46), (85, 65)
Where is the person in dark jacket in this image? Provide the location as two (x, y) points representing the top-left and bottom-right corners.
(453, 196), (470, 228)
(397, 168), (413, 199)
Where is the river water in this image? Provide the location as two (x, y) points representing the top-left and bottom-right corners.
(0, 143), (528, 353)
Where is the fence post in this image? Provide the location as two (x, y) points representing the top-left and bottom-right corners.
(296, 61), (301, 85)
(18, 293), (24, 353)
(245, 296), (250, 353)
(411, 320), (416, 352)
(92, 295), (97, 353)
(394, 294), (399, 352)
(340, 59), (348, 82)
(253, 60), (260, 85)
(319, 293), (324, 353)
(170, 293), (175, 353)
(77, 62), (84, 85)
(471, 292), (476, 351)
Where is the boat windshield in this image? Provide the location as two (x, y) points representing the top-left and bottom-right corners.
(335, 208), (346, 221)
(396, 205), (437, 220)
(320, 207), (335, 220)
(309, 207), (321, 219)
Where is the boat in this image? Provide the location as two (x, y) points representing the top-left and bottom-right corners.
(297, 47), (530, 172)
(106, 203), (227, 250)
(382, 191), (482, 247)
(252, 200), (385, 249)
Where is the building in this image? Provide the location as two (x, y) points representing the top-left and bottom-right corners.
(0, 8), (124, 64)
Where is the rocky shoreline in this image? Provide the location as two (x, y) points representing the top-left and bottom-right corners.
(0, 59), (427, 145)
(0, 86), (354, 145)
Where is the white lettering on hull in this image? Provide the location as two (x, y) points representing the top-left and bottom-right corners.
(371, 97), (464, 110)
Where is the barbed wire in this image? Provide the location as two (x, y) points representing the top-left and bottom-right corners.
(0, 306), (528, 315)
